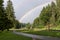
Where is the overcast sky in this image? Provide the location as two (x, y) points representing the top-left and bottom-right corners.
(4, 0), (54, 23)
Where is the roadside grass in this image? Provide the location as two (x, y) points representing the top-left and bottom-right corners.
(16, 29), (60, 37)
(0, 31), (32, 40)
(14, 25), (60, 38)
(50, 25), (60, 30)
(25, 30), (60, 37)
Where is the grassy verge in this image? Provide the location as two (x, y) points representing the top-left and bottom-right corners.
(17, 30), (60, 38)
(0, 31), (32, 40)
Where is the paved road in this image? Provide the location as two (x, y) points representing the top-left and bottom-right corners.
(13, 31), (60, 40)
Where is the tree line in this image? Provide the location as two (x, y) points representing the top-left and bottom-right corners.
(32, 0), (60, 30)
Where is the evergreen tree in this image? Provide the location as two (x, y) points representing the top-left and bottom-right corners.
(56, 0), (60, 7)
(33, 17), (40, 28)
(0, 0), (13, 31)
(6, 0), (16, 28)
(40, 5), (51, 26)
(56, 0), (60, 24)
(50, 2), (56, 26)
(0, 0), (7, 31)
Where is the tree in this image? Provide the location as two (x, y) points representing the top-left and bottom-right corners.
(0, 0), (13, 31)
(33, 2), (57, 30)
(5, 19), (14, 31)
(50, 2), (56, 26)
(33, 17), (40, 28)
(0, 0), (7, 31)
(56, 0), (60, 25)
(56, 0), (60, 7)
(15, 20), (21, 29)
(26, 23), (31, 29)
(40, 5), (51, 25)
(32, 0), (60, 31)
(6, 0), (16, 29)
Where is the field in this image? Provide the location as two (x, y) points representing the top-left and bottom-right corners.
(0, 31), (32, 40)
